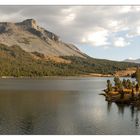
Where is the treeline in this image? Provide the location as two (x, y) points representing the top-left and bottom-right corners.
(62, 56), (138, 75)
(131, 67), (140, 85)
(107, 77), (137, 92)
(0, 44), (138, 77)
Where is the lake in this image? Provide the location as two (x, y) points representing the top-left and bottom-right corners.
(0, 77), (139, 135)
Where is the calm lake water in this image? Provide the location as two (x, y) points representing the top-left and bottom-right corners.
(0, 77), (139, 135)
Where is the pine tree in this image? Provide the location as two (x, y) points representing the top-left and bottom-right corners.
(122, 79), (127, 88)
(135, 67), (140, 86)
(107, 79), (112, 92)
(132, 81), (136, 88)
(127, 79), (132, 89)
(114, 77), (121, 90)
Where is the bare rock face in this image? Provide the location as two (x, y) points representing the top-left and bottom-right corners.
(17, 19), (38, 29)
(16, 19), (60, 42)
(0, 22), (16, 33)
(0, 19), (86, 58)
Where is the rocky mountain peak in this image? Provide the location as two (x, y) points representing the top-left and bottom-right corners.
(17, 19), (39, 30)
(16, 19), (60, 41)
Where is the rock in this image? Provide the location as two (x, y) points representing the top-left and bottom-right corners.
(17, 19), (38, 30)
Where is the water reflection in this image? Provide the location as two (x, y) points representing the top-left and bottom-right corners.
(0, 78), (139, 134)
(116, 103), (125, 116)
(107, 102), (112, 113)
(107, 102), (140, 130)
(131, 106), (135, 121)
(20, 114), (34, 134)
(135, 109), (139, 129)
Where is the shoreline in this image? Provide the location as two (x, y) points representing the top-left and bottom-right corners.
(0, 67), (136, 79)
(0, 76), (112, 79)
(0, 74), (130, 79)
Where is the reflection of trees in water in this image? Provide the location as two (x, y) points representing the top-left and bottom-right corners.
(116, 103), (125, 116)
(107, 102), (125, 115)
(107, 102), (112, 113)
(130, 106), (139, 129)
(20, 114), (34, 134)
(116, 104), (140, 129)
(130, 106), (140, 129)
(130, 106), (135, 121)
(135, 109), (139, 129)
(108, 103), (140, 129)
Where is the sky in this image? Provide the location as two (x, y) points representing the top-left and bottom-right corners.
(0, 5), (140, 61)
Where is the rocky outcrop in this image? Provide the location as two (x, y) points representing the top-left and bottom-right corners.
(18, 19), (38, 29)
(0, 22), (17, 33)
(16, 19), (60, 42)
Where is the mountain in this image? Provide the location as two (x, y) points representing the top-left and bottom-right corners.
(0, 19), (139, 77)
(0, 19), (86, 58)
(124, 58), (140, 64)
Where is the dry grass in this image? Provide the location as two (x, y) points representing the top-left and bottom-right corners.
(115, 67), (136, 77)
(45, 56), (71, 64)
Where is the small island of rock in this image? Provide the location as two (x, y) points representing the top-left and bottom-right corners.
(102, 67), (140, 107)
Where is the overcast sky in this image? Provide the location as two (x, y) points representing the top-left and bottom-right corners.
(0, 6), (140, 61)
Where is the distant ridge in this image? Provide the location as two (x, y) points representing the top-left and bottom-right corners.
(123, 58), (140, 64)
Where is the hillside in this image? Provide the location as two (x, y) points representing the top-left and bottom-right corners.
(0, 43), (138, 77)
(114, 67), (137, 77)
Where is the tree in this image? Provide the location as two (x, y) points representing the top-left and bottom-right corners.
(120, 90), (124, 99)
(132, 81), (136, 88)
(107, 79), (112, 92)
(135, 67), (140, 86)
(136, 84), (140, 97)
(122, 79), (127, 88)
(118, 81), (123, 90)
(127, 79), (132, 89)
(114, 77), (122, 90)
(114, 77), (120, 86)
(136, 84), (139, 92)
(131, 88), (135, 99)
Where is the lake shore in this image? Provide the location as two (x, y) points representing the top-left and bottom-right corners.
(0, 75), (118, 79)
(0, 73), (130, 79)
(0, 67), (136, 78)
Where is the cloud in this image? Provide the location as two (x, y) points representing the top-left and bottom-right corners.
(82, 27), (110, 46)
(126, 26), (140, 38)
(61, 13), (76, 24)
(0, 6), (140, 49)
(113, 37), (130, 48)
(119, 6), (132, 13)
(128, 57), (135, 60)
